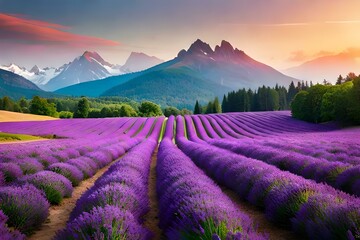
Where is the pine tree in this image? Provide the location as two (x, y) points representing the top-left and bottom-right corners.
(336, 75), (344, 85)
(213, 97), (221, 113)
(221, 95), (227, 113)
(74, 97), (90, 118)
(194, 100), (201, 114)
(205, 101), (213, 114)
(287, 81), (298, 103)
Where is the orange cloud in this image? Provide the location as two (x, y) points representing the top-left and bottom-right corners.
(0, 13), (119, 47)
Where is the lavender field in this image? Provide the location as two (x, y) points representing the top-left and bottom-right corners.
(0, 111), (359, 240)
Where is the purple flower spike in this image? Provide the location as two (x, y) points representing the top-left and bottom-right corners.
(18, 170), (73, 204)
(48, 163), (84, 186)
(0, 184), (49, 235)
(0, 210), (25, 240)
(55, 205), (151, 240)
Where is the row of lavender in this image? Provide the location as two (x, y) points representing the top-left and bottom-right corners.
(181, 113), (360, 239)
(0, 118), (159, 237)
(158, 116), (267, 239)
(191, 113), (360, 197)
(55, 118), (163, 239)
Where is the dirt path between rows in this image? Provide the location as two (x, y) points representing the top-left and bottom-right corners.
(28, 159), (118, 240)
(143, 146), (162, 239)
(221, 187), (302, 240)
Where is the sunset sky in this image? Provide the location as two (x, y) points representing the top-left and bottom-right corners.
(1, 0), (360, 70)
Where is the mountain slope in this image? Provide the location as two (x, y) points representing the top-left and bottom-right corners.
(120, 52), (164, 73)
(55, 60), (175, 97)
(55, 39), (297, 108)
(0, 69), (56, 99)
(170, 39), (297, 89)
(0, 64), (63, 87)
(284, 53), (360, 83)
(44, 51), (122, 91)
(102, 68), (231, 109)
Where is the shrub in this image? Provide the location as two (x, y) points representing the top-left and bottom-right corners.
(59, 111), (73, 119)
(16, 157), (44, 175)
(19, 171), (73, 204)
(48, 163), (84, 186)
(55, 205), (151, 240)
(0, 210), (25, 240)
(0, 163), (23, 182)
(66, 159), (96, 179)
(0, 184), (49, 234)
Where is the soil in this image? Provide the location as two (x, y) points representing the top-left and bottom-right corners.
(143, 146), (163, 239)
(221, 187), (302, 240)
(28, 160), (117, 240)
(0, 110), (56, 122)
(0, 139), (48, 144)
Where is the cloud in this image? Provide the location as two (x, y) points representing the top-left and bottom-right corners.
(325, 20), (360, 24)
(0, 13), (119, 47)
(287, 51), (308, 62)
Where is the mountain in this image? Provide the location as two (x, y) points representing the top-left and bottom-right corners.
(44, 51), (123, 91)
(56, 39), (298, 108)
(120, 52), (164, 73)
(103, 68), (231, 109)
(284, 53), (360, 84)
(0, 63), (64, 87)
(55, 61), (174, 97)
(169, 39), (297, 89)
(0, 69), (56, 99)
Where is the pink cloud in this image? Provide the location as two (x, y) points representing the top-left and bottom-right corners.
(0, 13), (120, 47)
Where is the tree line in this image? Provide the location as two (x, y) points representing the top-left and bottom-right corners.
(0, 96), (194, 118)
(291, 74), (360, 125)
(0, 96), (171, 118)
(194, 80), (311, 114)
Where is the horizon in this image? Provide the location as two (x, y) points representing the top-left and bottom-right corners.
(1, 0), (360, 72)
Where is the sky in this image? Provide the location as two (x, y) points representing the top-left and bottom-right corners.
(1, 0), (360, 70)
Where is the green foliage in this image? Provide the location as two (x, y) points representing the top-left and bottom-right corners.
(119, 104), (137, 117)
(180, 108), (192, 116)
(163, 106), (181, 117)
(138, 101), (163, 117)
(102, 68), (231, 110)
(347, 78), (360, 124)
(19, 97), (29, 113)
(213, 97), (221, 113)
(29, 96), (58, 117)
(291, 78), (360, 125)
(73, 97), (90, 118)
(291, 91), (309, 119)
(221, 85), (284, 113)
(59, 111), (73, 119)
(181, 218), (241, 240)
(194, 100), (201, 114)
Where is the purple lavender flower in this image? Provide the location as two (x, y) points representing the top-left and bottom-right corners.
(0, 184), (49, 235)
(158, 139), (267, 239)
(18, 170), (73, 204)
(70, 183), (148, 221)
(0, 172), (5, 187)
(55, 205), (151, 240)
(48, 163), (84, 186)
(16, 157), (44, 175)
(0, 210), (25, 240)
(0, 163), (23, 183)
(66, 158), (96, 179)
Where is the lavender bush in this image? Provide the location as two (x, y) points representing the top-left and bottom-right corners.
(0, 210), (25, 240)
(55, 205), (151, 240)
(48, 162), (84, 186)
(0, 163), (23, 183)
(0, 184), (49, 234)
(158, 137), (267, 239)
(18, 170), (73, 204)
